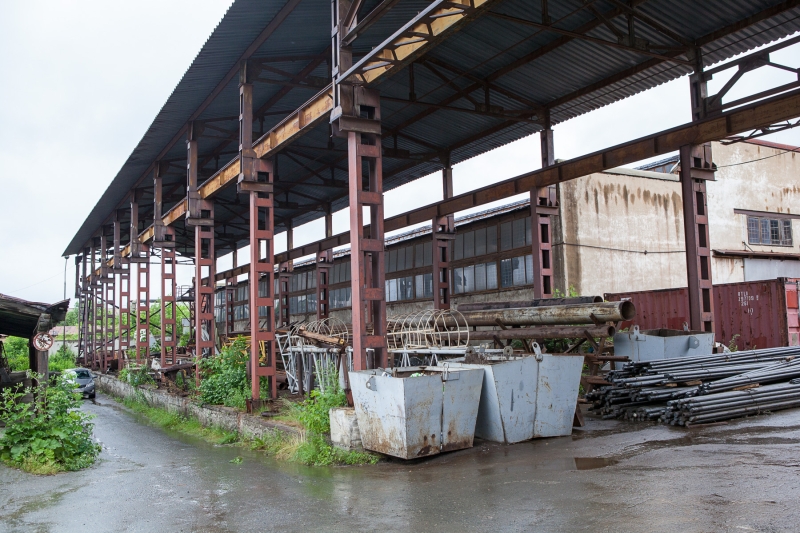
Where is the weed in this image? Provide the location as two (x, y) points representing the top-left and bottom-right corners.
(229, 456), (243, 464)
(119, 365), (155, 387)
(119, 395), (239, 446)
(0, 373), (101, 474)
(728, 334), (741, 352)
(196, 337), (259, 409)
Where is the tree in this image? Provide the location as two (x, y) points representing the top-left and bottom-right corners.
(2, 336), (30, 371)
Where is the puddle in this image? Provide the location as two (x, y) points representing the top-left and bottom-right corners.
(573, 457), (619, 470)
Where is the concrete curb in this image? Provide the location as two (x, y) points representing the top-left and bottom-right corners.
(95, 375), (301, 441)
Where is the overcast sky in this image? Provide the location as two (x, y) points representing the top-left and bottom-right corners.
(1, 1), (798, 305)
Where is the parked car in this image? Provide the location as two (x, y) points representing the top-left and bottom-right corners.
(63, 368), (96, 399)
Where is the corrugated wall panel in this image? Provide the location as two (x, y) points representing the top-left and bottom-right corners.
(606, 278), (799, 349)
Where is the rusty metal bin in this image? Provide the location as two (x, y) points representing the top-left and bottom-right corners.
(349, 365), (483, 459)
(444, 351), (584, 443)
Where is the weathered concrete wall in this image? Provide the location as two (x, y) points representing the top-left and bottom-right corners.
(95, 375), (299, 440)
(329, 407), (362, 450)
(707, 140), (800, 283)
(556, 168), (687, 296)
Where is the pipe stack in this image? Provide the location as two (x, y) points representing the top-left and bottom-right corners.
(587, 346), (800, 424)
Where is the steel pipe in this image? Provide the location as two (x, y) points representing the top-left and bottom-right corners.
(467, 325), (614, 341)
(456, 301), (634, 327)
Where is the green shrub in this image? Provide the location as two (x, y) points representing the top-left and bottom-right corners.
(296, 387), (347, 435)
(119, 365), (155, 387)
(0, 373), (101, 474)
(49, 345), (76, 373)
(2, 336), (30, 371)
(196, 337), (251, 409)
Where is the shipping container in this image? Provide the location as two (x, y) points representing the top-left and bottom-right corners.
(606, 278), (800, 350)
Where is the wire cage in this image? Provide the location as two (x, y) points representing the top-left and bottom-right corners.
(385, 309), (470, 351)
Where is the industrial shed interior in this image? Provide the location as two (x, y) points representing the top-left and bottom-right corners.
(64, 0), (800, 401)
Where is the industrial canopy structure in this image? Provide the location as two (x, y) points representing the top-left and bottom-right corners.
(66, 0), (800, 399)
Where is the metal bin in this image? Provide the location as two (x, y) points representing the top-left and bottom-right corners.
(614, 326), (715, 365)
(349, 365), (483, 459)
(445, 351), (583, 443)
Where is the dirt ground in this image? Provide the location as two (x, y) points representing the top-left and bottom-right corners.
(1, 393), (798, 532)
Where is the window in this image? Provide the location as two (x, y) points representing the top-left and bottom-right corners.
(463, 231), (475, 258)
(415, 273), (433, 298)
(748, 216), (793, 246)
(500, 222), (512, 251)
(452, 262), (497, 294)
(330, 287), (351, 309)
(386, 276), (415, 301)
(501, 254), (534, 288)
(453, 233), (463, 260)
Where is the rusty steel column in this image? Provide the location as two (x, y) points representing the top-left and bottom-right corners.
(192, 223), (215, 360)
(341, 87), (387, 370)
(316, 209), (333, 320)
(99, 234), (110, 371)
(277, 265), (290, 327)
(247, 185), (277, 400)
(154, 164), (178, 367)
(432, 162), (454, 310)
(82, 247), (91, 365)
(225, 249), (237, 340)
(117, 251), (130, 368)
(135, 248), (150, 366)
(680, 144), (716, 332)
(159, 230), (177, 367)
(86, 243), (96, 367)
(130, 194), (150, 366)
(530, 117), (556, 299)
(186, 122), (217, 370)
(682, 54), (716, 333)
(237, 71), (277, 400)
(75, 254), (85, 361)
(102, 231), (116, 371)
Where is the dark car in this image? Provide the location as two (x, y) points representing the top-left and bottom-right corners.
(64, 368), (96, 399)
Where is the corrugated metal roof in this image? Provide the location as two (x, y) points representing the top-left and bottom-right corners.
(66, 0), (800, 257)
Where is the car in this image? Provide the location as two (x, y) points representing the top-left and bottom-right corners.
(63, 368), (96, 399)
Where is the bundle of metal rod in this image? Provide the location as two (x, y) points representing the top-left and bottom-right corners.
(587, 346), (800, 425)
(608, 346), (800, 381)
(698, 358), (800, 395)
(662, 382), (800, 426)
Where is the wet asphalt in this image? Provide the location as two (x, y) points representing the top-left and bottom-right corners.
(1, 393), (799, 533)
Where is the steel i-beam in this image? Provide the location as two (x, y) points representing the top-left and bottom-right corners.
(342, 87), (387, 370)
(238, 73), (278, 400)
(531, 122), (556, 298)
(316, 210), (333, 320)
(135, 247), (151, 365)
(680, 143), (716, 332)
(159, 228), (178, 367)
(432, 163), (454, 310)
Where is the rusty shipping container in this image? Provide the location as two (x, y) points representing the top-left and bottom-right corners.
(605, 278), (800, 350)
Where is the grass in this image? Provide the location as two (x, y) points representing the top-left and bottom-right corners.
(114, 392), (378, 467)
(120, 394), (238, 445)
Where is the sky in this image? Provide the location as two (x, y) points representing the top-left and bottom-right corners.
(1, 1), (798, 306)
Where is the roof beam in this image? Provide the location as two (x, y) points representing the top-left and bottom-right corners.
(343, 0), (403, 45)
(487, 12), (692, 65)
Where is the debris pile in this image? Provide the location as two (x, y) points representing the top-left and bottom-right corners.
(587, 346), (800, 426)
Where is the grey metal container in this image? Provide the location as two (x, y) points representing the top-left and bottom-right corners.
(444, 351), (583, 443)
(614, 326), (715, 366)
(349, 365), (483, 459)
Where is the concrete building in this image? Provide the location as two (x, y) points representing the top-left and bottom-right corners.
(557, 139), (800, 294)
